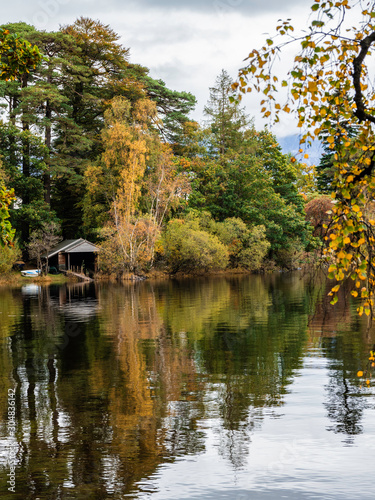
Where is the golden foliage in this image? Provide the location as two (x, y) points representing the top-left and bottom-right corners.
(90, 95), (192, 274)
(233, 0), (375, 315)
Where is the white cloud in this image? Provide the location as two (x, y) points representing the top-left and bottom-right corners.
(4, 0), (314, 136)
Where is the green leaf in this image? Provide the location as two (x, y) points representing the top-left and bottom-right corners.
(330, 295), (338, 305)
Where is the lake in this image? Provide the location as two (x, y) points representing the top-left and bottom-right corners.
(1, 272), (375, 499)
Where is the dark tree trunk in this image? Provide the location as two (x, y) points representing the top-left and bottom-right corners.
(44, 98), (52, 205)
(21, 74), (30, 247)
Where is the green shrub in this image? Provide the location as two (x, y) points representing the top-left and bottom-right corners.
(215, 218), (270, 270)
(274, 239), (305, 270)
(163, 219), (229, 273)
(0, 242), (21, 274)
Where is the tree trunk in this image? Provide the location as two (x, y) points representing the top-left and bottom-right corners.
(21, 73), (30, 247)
(44, 98), (52, 205)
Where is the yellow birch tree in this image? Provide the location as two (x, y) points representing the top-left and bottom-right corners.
(233, 0), (375, 317)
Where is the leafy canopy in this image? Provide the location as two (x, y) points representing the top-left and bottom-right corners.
(234, 0), (375, 316)
(0, 28), (41, 81)
(0, 182), (15, 246)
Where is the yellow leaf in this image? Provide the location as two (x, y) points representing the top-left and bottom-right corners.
(357, 371), (363, 377)
(308, 81), (318, 93)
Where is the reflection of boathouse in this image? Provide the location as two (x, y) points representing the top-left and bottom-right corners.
(56, 283), (99, 320)
(46, 239), (99, 273)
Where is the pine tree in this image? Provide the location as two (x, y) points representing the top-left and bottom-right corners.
(204, 69), (249, 158)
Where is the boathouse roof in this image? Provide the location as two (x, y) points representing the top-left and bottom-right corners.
(45, 239), (100, 259)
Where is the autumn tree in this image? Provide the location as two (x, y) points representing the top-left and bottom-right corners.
(0, 26), (42, 246)
(87, 96), (189, 273)
(0, 28), (41, 81)
(0, 161), (15, 247)
(305, 195), (333, 238)
(142, 145), (191, 229)
(84, 96), (155, 226)
(85, 94), (191, 244)
(234, 0), (375, 315)
(28, 221), (61, 274)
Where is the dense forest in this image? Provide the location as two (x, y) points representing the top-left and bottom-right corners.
(0, 18), (326, 276)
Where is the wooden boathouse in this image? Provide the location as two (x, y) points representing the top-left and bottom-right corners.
(46, 239), (100, 274)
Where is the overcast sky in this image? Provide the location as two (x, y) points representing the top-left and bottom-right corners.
(4, 0), (314, 137)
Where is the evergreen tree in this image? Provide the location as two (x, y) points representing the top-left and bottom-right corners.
(204, 69), (249, 157)
(0, 23), (86, 241)
(316, 122), (357, 194)
(188, 153), (308, 251)
(255, 129), (305, 213)
(188, 71), (310, 256)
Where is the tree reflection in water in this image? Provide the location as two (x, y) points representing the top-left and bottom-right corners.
(0, 273), (374, 498)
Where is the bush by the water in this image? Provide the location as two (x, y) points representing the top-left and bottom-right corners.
(0, 242), (21, 274)
(162, 219), (229, 273)
(214, 218), (270, 270)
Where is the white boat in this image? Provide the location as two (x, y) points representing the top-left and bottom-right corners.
(21, 269), (41, 277)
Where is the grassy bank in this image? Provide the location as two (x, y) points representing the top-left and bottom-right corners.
(0, 272), (71, 286)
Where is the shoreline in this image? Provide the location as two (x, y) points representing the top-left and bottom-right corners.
(0, 268), (255, 286)
(0, 265), (306, 287)
(0, 272), (71, 286)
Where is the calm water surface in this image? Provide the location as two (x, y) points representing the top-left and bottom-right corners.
(1, 272), (375, 499)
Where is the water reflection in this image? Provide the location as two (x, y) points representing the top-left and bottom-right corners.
(0, 273), (374, 499)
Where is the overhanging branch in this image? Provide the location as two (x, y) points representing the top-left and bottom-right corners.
(353, 31), (375, 124)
